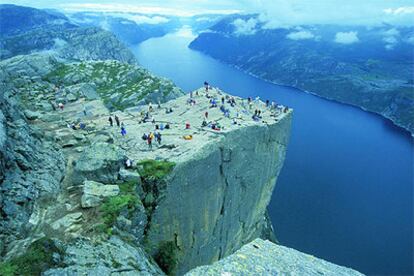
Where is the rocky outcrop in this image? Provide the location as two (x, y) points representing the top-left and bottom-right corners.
(81, 181), (120, 208)
(73, 143), (126, 185)
(0, 65), (65, 256)
(186, 239), (364, 275)
(43, 236), (165, 276)
(140, 91), (293, 274)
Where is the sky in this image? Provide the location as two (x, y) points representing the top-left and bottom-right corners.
(2, 0), (414, 25)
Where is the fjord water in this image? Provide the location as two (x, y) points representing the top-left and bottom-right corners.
(132, 28), (414, 275)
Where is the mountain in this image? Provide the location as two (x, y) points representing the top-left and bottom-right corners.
(189, 14), (414, 134)
(68, 12), (181, 45)
(0, 4), (73, 36)
(0, 5), (136, 64)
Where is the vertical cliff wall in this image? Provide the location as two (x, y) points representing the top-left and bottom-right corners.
(145, 111), (292, 274)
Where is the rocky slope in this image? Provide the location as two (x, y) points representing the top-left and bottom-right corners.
(0, 5), (136, 64)
(0, 47), (296, 274)
(185, 239), (364, 275)
(189, 15), (414, 134)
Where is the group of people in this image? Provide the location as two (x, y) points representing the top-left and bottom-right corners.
(142, 131), (162, 149)
(108, 115), (127, 136)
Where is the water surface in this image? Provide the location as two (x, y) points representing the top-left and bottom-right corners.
(132, 28), (414, 275)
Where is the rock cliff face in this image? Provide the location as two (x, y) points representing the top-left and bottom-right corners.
(144, 107), (292, 274)
(185, 239), (364, 275)
(0, 64), (65, 256)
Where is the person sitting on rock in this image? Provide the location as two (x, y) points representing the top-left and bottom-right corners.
(148, 102), (153, 113)
(115, 115), (120, 127)
(142, 133), (148, 141)
(79, 122), (86, 130)
(58, 102), (64, 110)
(71, 123), (77, 130)
(201, 120), (207, 127)
(284, 106), (289, 113)
(155, 124), (159, 130)
(108, 116), (113, 127)
(165, 123), (170, 129)
(185, 122), (190, 129)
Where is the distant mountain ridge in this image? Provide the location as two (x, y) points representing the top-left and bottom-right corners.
(0, 4), (136, 64)
(189, 14), (414, 134)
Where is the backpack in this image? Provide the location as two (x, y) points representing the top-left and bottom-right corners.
(142, 134), (148, 140)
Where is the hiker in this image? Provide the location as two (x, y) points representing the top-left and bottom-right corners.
(205, 111), (208, 119)
(266, 100), (270, 107)
(142, 133), (148, 141)
(284, 106), (289, 113)
(201, 120), (207, 127)
(152, 118), (156, 124)
(155, 124), (159, 130)
(221, 97), (225, 105)
(185, 122), (190, 129)
(71, 123), (77, 130)
(204, 81), (209, 91)
(121, 125), (127, 136)
(58, 102), (64, 110)
(165, 123), (170, 129)
(108, 116), (113, 127)
(115, 115), (120, 127)
(147, 132), (154, 149)
(160, 123), (164, 130)
(233, 118), (237, 125)
(83, 106), (87, 116)
(148, 102), (153, 112)
(125, 158), (133, 169)
(79, 122), (86, 130)
(156, 132), (162, 145)
(158, 101), (161, 109)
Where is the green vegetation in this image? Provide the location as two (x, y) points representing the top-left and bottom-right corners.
(0, 238), (64, 276)
(97, 180), (143, 235)
(138, 159), (175, 181)
(154, 241), (179, 275)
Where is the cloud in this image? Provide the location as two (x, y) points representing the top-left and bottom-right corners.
(286, 30), (315, 40)
(382, 28), (400, 49)
(232, 18), (258, 35)
(406, 35), (414, 45)
(241, 0), (414, 27)
(334, 31), (359, 44)
(124, 15), (170, 24)
(58, 3), (241, 17)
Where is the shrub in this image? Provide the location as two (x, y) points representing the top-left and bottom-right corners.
(154, 241), (179, 275)
(100, 194), (139, 232)
(0, 237), (63, 276)
(138, 160), (175, 181)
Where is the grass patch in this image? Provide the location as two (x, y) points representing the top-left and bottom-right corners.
(0, 238), (64, 276)
(96, 180), (142, 235)
(138, 160), (175, 181)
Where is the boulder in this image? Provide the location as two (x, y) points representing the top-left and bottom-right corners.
(81, 180), (120, 208)
(43, 237), (164, 276)
(67, 93), (77, 102)
(73, 142), (125, 184)
(24, 110), (41, 120)
(119, 168), (141, 183)
(185, 239), (363, 276)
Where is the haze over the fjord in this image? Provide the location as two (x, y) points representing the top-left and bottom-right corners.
(3, 0), (414, 27)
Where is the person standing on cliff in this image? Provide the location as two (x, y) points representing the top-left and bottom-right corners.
(147, 132), (153, 149)
(108, 116), (113, 127)
(121, 123), (126, 136)
(115, 115), (120, 127)
(205, 111), (208, 119)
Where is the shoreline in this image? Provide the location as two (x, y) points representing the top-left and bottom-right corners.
(190, 47), (413, 137)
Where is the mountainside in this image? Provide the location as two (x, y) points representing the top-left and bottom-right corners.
(0, 5), (136, 64)
(68, 12), (181, 45)
(189, 15), (414, 134)
(0, 5), (365, 276)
